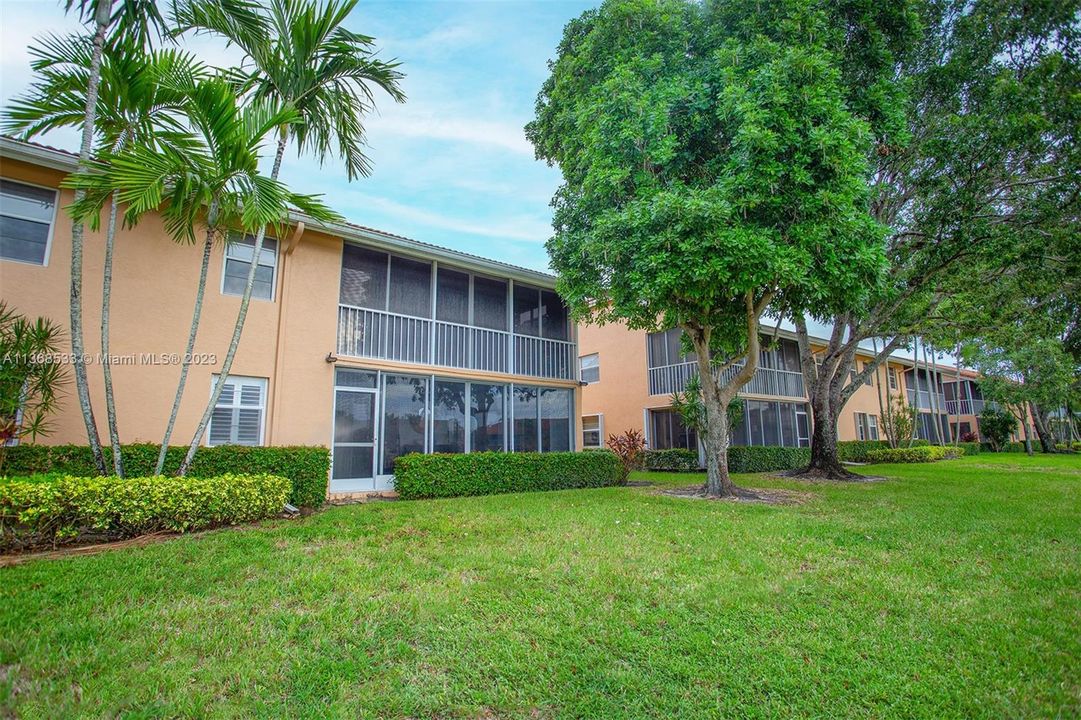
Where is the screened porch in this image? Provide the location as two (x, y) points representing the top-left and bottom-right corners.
(337, 244), (576, 380)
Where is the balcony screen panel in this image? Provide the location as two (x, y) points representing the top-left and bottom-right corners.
(648, 332), (668, 368)
(332, 446), (373, 480)
(512, 385), (538, 452)
(471, 383), (504, 452)
(540, 290), (569, 341)
(472, 276), (507, 330)
(514, 284), (540, 337)
(340, 245), (388, 309)
(782, 340), (801, 372)
(729, 401), (748, 446)
(650, 411), (672, 450)
(747, 400), (765, 446)
(779, 402), (797, 447)
(433, 380), (467, 453)
(762, 401), (781, 446)
(436, 267), (469, 324)
(388, 255), (432, 318)
(381, 374), (428, 474)
(334, 392), (376, 443)
(540, 388), (572, 452)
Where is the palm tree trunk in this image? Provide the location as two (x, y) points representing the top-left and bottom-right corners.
(952, 342), (962, 445)
(101, 190), (123, 476)
(156, 210), (218, 475)
(178, 132), (289, 475)
(70, 1), (112, 476)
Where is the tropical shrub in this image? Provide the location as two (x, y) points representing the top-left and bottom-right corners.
(606, 429), (646, 484)
(0, 473), (290, 552)
(643, 448), (700, 472)
(979, 407), (1016, 451)
(393, 451), (622, 500)
(1, 444), (328, 507)
(865, 446), (963, 463)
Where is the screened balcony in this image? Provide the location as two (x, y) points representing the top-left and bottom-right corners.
(646, 329), (806, 398)
(336, 245), (575, 381)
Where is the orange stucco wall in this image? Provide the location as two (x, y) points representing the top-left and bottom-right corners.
(1, 156), (577, 455)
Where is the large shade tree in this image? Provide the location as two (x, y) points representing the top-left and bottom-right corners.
(528, 0), (887, 496)
(788, 0), (1081, 477)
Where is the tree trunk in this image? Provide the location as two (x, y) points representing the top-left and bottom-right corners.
(101, 190), (123, 476)
(952, 342), (962, 444)
(698, 378), (735, 497)
(1029, 401), (1056, 453)
(799, 383), (861, 478)
(156, 213), (217, 475)
(179, 134), (289, 475)
(1019, 405), (1034, 455)
(70, 2), (112, 476)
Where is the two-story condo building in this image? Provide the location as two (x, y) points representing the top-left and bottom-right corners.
(576, 323), (996, 459)
(0, 137), (579, 497)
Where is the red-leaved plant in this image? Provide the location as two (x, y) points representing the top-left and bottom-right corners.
(606, 429), (646, 485)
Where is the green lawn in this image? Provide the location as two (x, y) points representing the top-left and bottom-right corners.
(2, 454), (1079, 719)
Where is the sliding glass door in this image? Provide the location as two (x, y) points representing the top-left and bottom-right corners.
(381, 374), (429, 475)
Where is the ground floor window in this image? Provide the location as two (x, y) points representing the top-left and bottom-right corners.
(582, 414), (603, 448)
(649, 409), (698, 451)
(331, 368), (574, 492)
(729, 399), (810, 448)
(855, 412), (879, 441)
(208, 375), (267, 446)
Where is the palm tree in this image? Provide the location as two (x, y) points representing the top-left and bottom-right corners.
(57, 0), (166, 475)
(4, 34), (203, 476)
(66, 77), (342, 475)
(173, 0), (405, 474)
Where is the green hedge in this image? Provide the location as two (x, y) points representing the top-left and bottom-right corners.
(643, 449), (700, 472)
(956, 442), (982, 456)
(727, 446), (810, 473)
(0, 473), (290, 552)
(866, 446), (964, 463)
(1, 444), (329, 508)
(394, 451), (623, 500)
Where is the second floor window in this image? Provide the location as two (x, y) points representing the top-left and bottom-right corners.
(888, 367), (898, 390)
(223, 234), (277, 301)
(0, 178), (57, 266)
(579, 353), (600, 384)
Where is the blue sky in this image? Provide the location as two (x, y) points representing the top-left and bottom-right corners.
(0, 0), (599, 272)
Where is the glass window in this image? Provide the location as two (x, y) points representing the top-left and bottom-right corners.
(0, 179), (55, 265)
(540, 289), (569, 341)
(471, 383), (505, 452)
(795, 406), (810, 447)
(747, 400), (766, 446)
(512, 385), (538, 451)
(208, 376), (266, 446)
(381, 374), (428, 474)
(582, 415), (602, 448)
(436, 267), (469, 324)
(888, 367), (898, 390)
(388, 255), (432, 318)
(472, 276), (507, 330)
(782, 339), (801, 372)
(433, 380), (467, 453)
(648, 332), (668, 368)
(540, 388), (572, 452)
(514, 284), (541, 337)
(868, 414), (879, 440)
(223, 235), (277, 300)
(650, 411), (673, 450)
(335, 368), (377, 388)
(863, 362), (874, 386)
(340, 245), (388, 309)
(579, 353), (600, 384)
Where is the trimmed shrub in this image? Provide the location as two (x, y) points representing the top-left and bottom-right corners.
(836, 440), (890, 463)
(2, 444), (329, 507)
(644, 448), (700, 472)
(0, 473), (291, 552)
(980, 441), (1028, 453)
(727, 446), (810, 473)
(393, 451), (622, 500)
(865, 446), (963, 463)
(1054, 441), (1080, 452)
(956, 442), (982, 456)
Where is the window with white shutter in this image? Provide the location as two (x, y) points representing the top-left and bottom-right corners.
(208, 376), (267, 446)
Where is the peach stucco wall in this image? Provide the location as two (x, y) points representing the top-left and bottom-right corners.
(0, 157), (341, 447)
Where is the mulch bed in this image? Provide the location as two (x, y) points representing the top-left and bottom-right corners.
(774, 471), (888, 483)
(658, 485), (812, 505)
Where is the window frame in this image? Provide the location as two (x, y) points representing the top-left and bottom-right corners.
(207, 375), (268, 446)
(0, 177), (59, 267)
(581, 413), (603, 449)
(221, 234), (279, 302)
(888, 367), (898, 391)
(579, 353), (600, 384)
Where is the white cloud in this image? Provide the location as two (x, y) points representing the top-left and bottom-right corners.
(366, 112), (534, 156)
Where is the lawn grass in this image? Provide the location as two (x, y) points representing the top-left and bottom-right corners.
(2, 454), (1078, 718)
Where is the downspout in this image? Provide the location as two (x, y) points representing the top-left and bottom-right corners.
(267, 222), (305, 444)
